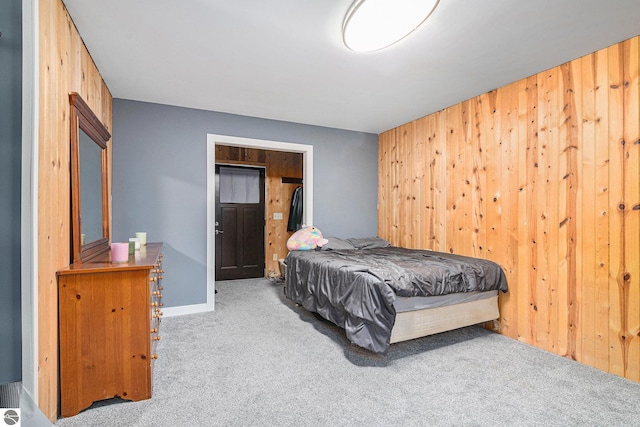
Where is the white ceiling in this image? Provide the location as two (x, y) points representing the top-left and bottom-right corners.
(63, 0), (640, 134)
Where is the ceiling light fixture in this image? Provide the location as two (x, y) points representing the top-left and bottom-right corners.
(342, 0), (439, 52)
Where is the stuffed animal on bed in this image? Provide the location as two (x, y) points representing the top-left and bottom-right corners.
(287, 225), (329, 251)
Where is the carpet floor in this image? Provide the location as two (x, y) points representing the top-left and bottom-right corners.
(55, 278), (640, 426)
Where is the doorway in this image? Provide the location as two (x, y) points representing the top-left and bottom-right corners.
(206, 134), (314, 310)
(214, 165), (266, 280)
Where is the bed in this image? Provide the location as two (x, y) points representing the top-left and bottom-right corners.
(283, 237), (508, 353)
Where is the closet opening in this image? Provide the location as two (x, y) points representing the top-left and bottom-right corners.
(206, 134), (313, 310)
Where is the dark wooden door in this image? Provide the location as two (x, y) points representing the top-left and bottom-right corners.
(215, 165), (265, 280)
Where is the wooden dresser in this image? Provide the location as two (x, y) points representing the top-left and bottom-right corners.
(57, 242), (164, 417)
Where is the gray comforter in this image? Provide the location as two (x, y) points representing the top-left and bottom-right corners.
(284, 247), (508, 353)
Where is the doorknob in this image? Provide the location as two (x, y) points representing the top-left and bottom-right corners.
(215, 229), (224, 235)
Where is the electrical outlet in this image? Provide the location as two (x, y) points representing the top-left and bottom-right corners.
(273, 253), (278, 261)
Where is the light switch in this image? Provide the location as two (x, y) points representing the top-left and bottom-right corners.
(273, 212), (283, 220)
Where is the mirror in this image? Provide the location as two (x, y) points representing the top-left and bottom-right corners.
(79, 128), (104, 244)
(70, 92), (111, 263)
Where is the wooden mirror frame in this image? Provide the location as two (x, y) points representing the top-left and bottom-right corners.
(70, 92), (111, 263)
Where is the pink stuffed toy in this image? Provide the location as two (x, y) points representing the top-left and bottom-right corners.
(287, 225), (329, 251)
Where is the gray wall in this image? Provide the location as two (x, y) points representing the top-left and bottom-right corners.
(112, 99), (379, 308)
(0, 0), (22, 383)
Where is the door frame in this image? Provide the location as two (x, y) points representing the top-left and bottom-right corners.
(206, 134), (313, 311)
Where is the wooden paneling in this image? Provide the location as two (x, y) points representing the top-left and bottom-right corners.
(215, 146), (303, 276)
(378, 36), (640, 382)
(38, 0), (112, 419)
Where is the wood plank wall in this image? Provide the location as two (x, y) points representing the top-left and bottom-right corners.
(378, 36), (639, 382)
(38, 0), (113, 419)
(215, 146), (303, 276)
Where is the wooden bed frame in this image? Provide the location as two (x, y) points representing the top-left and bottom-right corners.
(389, 295), (500, 343)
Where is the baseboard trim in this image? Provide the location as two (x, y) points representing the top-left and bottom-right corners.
(162, 303), (211, 318)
